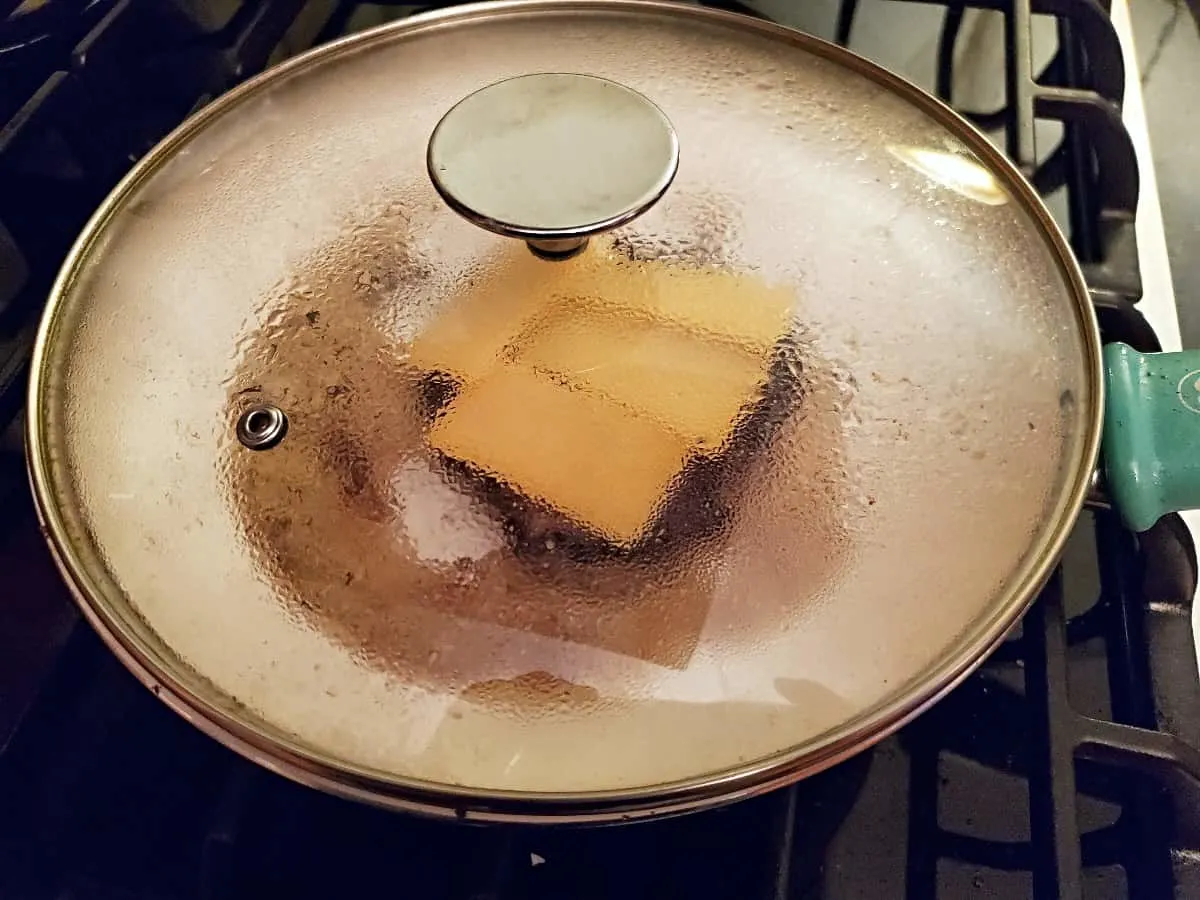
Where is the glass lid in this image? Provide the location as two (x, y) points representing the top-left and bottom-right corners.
(29, 1), (1099, 804)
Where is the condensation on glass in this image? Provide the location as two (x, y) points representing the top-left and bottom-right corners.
(36, 7), (1092, 794)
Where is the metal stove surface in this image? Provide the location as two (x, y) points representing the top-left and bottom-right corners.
(3, 2), (1200, 899)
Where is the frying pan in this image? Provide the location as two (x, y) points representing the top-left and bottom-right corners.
(25, 1), (1200, 822)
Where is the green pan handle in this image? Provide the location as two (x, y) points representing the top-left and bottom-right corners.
(1103, 342), (1200, 531)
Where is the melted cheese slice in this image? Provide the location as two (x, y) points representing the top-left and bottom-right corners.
(409, 242), (793, 382)
(407, 251), (557, 382)
(428, 367), (690, 544)
(412, 241), (794, 542)
(592, 261), (793, 352)
(518, 306), (767, 449)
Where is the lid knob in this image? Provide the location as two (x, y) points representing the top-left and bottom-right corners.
(427, 73), (679, 260)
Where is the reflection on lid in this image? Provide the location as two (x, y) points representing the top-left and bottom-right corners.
(390, 458), (504, 565)
(887, 145), (1010, 206)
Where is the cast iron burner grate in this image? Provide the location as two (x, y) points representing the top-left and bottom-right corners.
(2, 2), (1200, 899)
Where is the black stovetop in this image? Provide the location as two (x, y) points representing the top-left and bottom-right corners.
(3, 2), (1200, 898)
